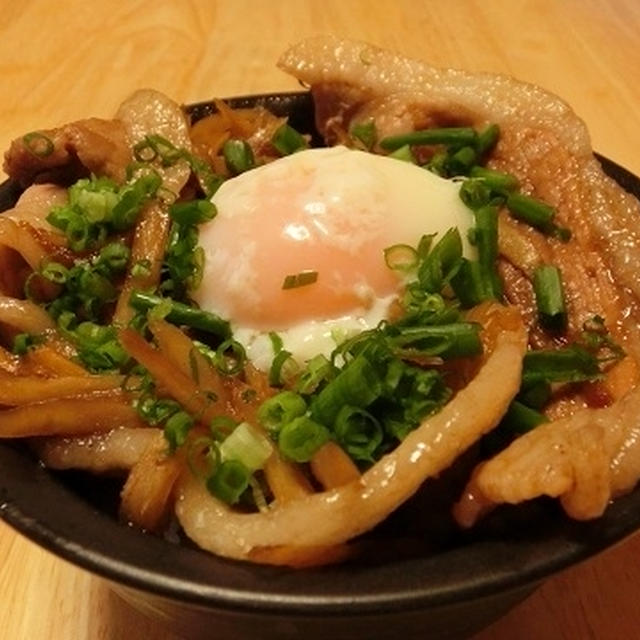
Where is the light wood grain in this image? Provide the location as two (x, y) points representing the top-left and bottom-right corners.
(1, 1), (639, 639)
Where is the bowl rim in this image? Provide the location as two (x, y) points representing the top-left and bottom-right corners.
(2, 91), (640, 617)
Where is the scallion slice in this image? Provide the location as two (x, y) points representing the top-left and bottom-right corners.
(469, 166), (519, 193)
(501, 400), (547, 434)
(506, 192), (562, 237)
(388, 144), (416, 163)
(268, 349), (295, 387)
(350, 119), (377, 150)
(257, 391), (307, 433)
(223, 139), (255, 175)
(533, 264), (567, 330)
(334, 406), (383, 462)
(388, 322), (483, 359)
(164, 410), (194, 451)
(384, 244), (418, 272)
(219, 422), (273, 471)
(169, 199), (217, 225)
(278, 416), (330, 463)
(272, 123), (308, 156)
(282, 270), (318, 290)
(206, 459), (251, 504)
(22, 131), (54, 157)
(311, 354), (382, 426)
(128, 291), (231, 338)
(446, 145), (477, 176)
(417, 227), (463, 293)
(522, 345), (601, 386)
(459, 178), (492, 210)
(475, 124), (500, 156)
(380, 127), (478, 151)
(214, 339), (246, 376)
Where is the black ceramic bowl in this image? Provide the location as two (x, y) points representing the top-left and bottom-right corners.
(2, 92), (640, 640)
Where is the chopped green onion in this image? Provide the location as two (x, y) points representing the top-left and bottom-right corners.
(334, 406), (383, 462)
(311, 354), (382, 426)
(580, 315), (625, 361)
(380, 127), (478, 151)
(183, 152), (224, 197)
(501, 400), (547, 434)
(12, 333), (38, 355)
(41, 261), (69, 284)
(268, 349), (296, 387)
(522, 345), (601, 386)
(446, 146), (477, 176)
(57, 315), (128, 372)
(96, 242), (130, 273)
(133, 134), (183, 166)
(271, 123), (308, 155)
(206, 459), (251, 504)
(257, 391), (307, 433)
(209, 415), (238, 440)
(149, 399), (181, 426)
(46, 173), (160, 251)
(533, 264), (567, 330)
(278, 416), (331, 463)
(459, 178), (492, 210)
(388, 322), (483, 359)
(388, 144), (416, 163)
(506, 192), (556, 233)
(110, 172), (162, 231)
(22, 131), (54, 157)
(417, 233), (437, 259)
(268, 331), (284, 354)
(131, 259), (152, 278)
(282, 270), (318, 290)
(474, 205), (502, 300)
(164, 410), (194, 451)
(417, 227), (463, 293)
(350, 119), (377, 150)
(128, 291), (231, 338)
(469, 166), (519, 193)
(214, 339), (246, 376)
(384, 244), (418, 272)
(223, 139), (255, 175)
(169, 199), (217, 225)
(450, 259), (492, 307)
(517, 380), (552, 410)
(475, 124), (500, 156)
(296, 354), (335, 394)
(425, 151), (448, 176)
(219, 422), (273, 471)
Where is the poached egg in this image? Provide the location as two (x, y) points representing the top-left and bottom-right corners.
(193, 146), (474, 369)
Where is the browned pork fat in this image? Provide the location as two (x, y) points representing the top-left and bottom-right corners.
(279, 37), (640, 523)
(3, 118), (132, 187)
(279, 37), (640, 339)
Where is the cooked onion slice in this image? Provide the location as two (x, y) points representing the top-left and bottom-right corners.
(176, 305), (526, 563)
(36, 427), (159, 473)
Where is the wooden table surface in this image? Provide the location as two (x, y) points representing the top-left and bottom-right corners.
(1, 1), (640, 639)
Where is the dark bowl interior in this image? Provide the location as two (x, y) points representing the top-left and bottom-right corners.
(2, 91), (640, 640)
